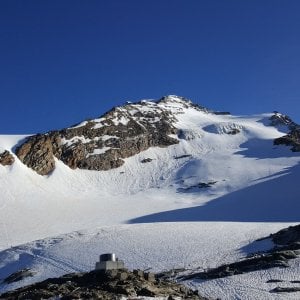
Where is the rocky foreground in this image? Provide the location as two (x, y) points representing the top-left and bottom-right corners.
(2, 225), (300, 299)
(0, 269), (208, 300)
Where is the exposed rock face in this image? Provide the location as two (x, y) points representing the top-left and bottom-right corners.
(202, 122), (243, 135)
(178, 181), (217, 193)
(270, 224), (300, 246)
(227, 128), (240, 135)
(269, 112), (297, 129)
(270, 112), (300, 152)
(274, 128), (300, 152)
(15, 96), (207, 175)
(0, 150), (15, 166)
(141, 158), (153, 163)
(181, 249), (298, 280)
(0, 269), (208, 300)
(271, 286), (300, 293)
(179, 224), (300, 281)
(15, 133), (61, 175)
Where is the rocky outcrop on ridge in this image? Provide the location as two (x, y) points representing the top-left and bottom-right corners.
(269, 224), (300, 246)
(179, 224), (300, 281)
(274, 128), (300, 152)
(271, 112), (300, 152)
(16, 134), (61, 175)
(0, 150), (15, 166)
(269, 112), (297, 130)
(16, 96), (207, 175)
(0, 269), (208, 300)
(180, 248), (298, 280)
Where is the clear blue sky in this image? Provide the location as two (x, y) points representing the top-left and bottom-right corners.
(0, 0), (300, 133)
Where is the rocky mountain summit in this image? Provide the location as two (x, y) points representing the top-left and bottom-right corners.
(2, 95), (299, 174)
(15, 96), (208, 175)
(269, 112), (298, 130)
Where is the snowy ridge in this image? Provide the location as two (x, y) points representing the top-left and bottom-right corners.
(70, 95), (206, 133)
(0, 96), (300, 299)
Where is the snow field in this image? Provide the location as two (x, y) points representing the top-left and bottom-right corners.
(0, 98), (300, 299)
(0, 221), (297, 299)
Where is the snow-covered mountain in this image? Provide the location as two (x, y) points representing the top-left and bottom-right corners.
(0, 95), (300, 299)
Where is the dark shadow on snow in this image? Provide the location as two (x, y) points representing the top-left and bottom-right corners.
(235, 138), (298, 159)
(129, 163), (300, 224)
(239, 238), (274, 256)
(0, 251), (34, 282)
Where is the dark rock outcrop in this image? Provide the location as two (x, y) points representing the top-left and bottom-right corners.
(0, 269), (208, 300)
(15, 133), (61, 175)
(178, 181), (217, 193)
(226, 128), (240, 135)
(3, 268), (35, 284)
(274, 128), (300, 152)
(174, 154), (192, 159)
(270, 286), (300, 293)
(141, 158), (153, 163)
(213, 111), (231, 115)
(179, 224), (300, 281)
(180, 250), (297, 280)
(0, 150), (14, 166)
(15, 96), (204, 175)
(270, 224), (300, 245)
(269, 112), (297, 129)
(266, 279), (284, 283)
(270, 112), (300, 152)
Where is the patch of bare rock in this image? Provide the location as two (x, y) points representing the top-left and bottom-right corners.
(274, 128), (300, 152)
(271, 112), (300, 152)
(0, 269), (209, 300)
(177, 224), (300, 295)
(0, 150), (14, 166)
(15, 97), (195, 175)
(269, 112), (297, 129)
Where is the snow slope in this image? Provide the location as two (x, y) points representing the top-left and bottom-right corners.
(0, 96), (300, 299)
(1, 222), (300, 300)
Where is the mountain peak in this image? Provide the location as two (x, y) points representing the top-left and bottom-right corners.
(158, 95), (191, 104)
(3, 95), (299, 176)
(270, 111), (298, 130)
(15, 96), (190, 175)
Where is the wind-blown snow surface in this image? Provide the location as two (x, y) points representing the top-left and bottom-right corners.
(0, 98), (300, 299)
(1, 223), (300, 300)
